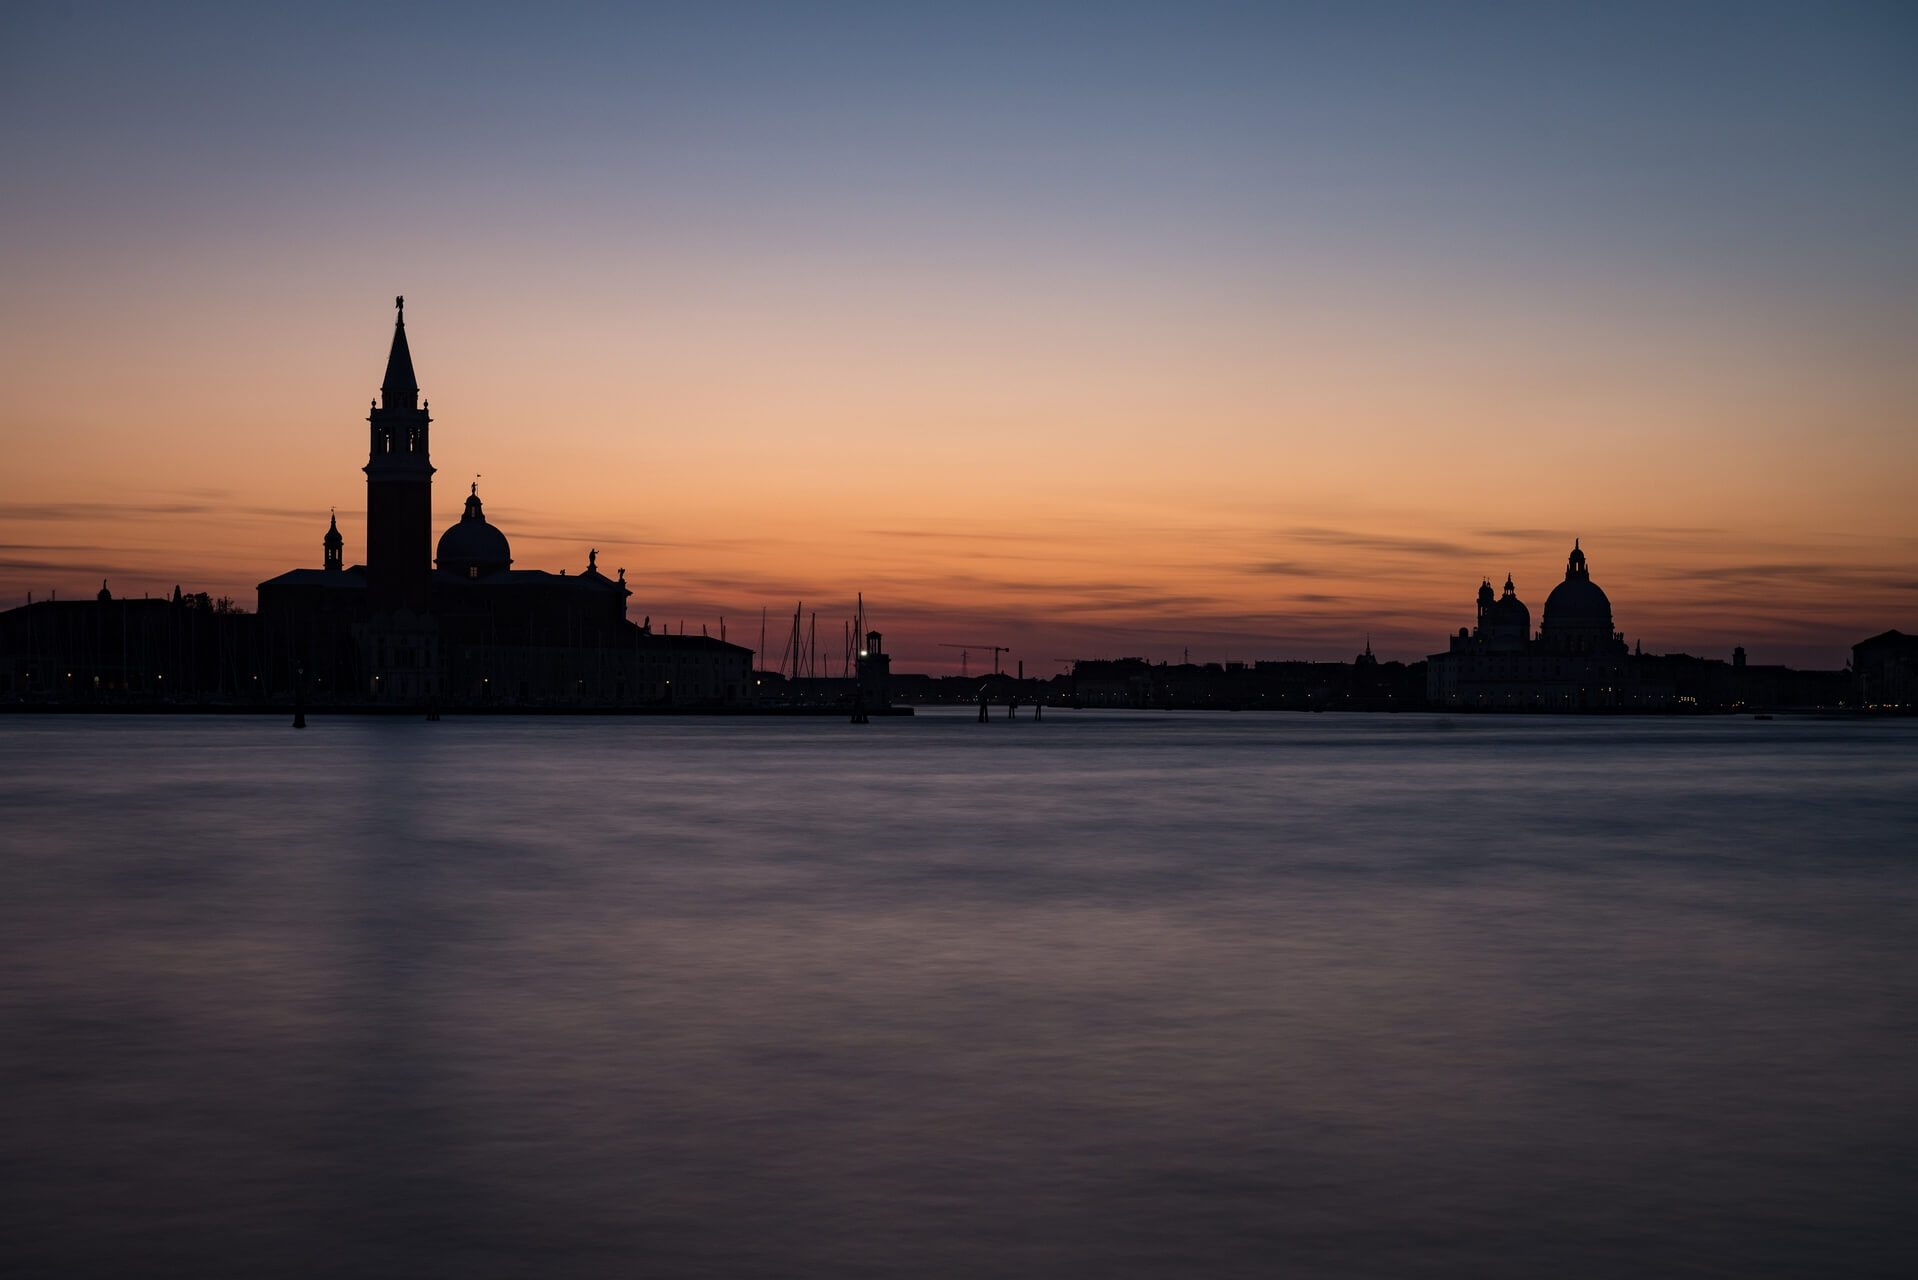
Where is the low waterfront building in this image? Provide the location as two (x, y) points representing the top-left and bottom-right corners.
(0, 588), (258, 702)
(1064, 650), (1424, 711)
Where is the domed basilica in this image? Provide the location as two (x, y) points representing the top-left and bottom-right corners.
(1428, 541), (1651, 709)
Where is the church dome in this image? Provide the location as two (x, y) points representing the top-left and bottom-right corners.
(1541, 540), (1614, 638)
(1544, 575), (1612, 626)
(1489, 593), (1529, 632)
(1476, 572), (1530, 651)
(437, 484), (512, 578)
(1490, 573), (1530, 632)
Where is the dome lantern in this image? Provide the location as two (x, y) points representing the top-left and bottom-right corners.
(436, 482), (512, 579)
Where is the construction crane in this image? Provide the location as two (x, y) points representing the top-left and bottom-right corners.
(939, 643), (1010, 678)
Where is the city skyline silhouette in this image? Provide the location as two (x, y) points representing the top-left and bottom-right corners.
(4, 4), (1913, 672)
(4, 296), (1906, 715)
(3, 10), (1917, 1278)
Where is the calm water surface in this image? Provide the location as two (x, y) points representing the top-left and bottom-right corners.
(2, 711), (1914, 1277)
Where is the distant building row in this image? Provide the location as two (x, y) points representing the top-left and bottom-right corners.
(1038, 544), (1905, 714)
(1423, 541), (1887, 711)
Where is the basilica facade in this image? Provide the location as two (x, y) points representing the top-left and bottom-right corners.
(256, 300), (754, 708)
(1426, 542), (1674, 710)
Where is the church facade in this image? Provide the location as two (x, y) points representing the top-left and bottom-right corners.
(1426, 542), (1676, 710)
(256, 299), (754, 708)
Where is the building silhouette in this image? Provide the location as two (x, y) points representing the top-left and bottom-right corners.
(1427, 541), (1671, 709)
(1853, 630), (1918, 708)
(0, 299), (754, 710)
(249, 298), (753, 707)
(1424, 541), (1864, 712)
(0, 586), (259, 703)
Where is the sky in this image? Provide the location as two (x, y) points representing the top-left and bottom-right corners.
(2, 1), (1914, 671)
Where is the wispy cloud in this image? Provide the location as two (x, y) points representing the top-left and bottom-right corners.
(0, 542), (111, 553)
(0, 503), (217, 521)
(0, 501), (336, 523)
(1283, 527), (1484, 559)
(0, 556), (178, 578)
(1244, 560), (1326, 577)
(862, 529), (1039, 543)
(1659, 563), (1918, 593)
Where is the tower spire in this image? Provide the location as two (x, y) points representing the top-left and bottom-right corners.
(364, 296), (434, 611)
(380, 295), (418, 409)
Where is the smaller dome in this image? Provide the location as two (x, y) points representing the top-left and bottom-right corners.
(1479, 573), (1530, 650)
(1488, 592), (1530, 633)
(437, 483), (512, 578)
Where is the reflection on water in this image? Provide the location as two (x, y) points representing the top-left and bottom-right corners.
(2, 712), (1914, 1277)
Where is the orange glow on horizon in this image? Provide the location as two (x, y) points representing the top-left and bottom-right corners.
(2, 284), (1911, 673)
(4, 5), (1914, 674)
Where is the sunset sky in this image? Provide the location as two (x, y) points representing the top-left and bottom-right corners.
(3, 2), (1913, 670)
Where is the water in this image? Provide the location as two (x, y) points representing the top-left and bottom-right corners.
(2, 711), (1914, 1278)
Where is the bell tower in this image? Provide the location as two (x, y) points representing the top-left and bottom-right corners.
(323, 510), (344, 572)
(363, 296), (435, 611)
